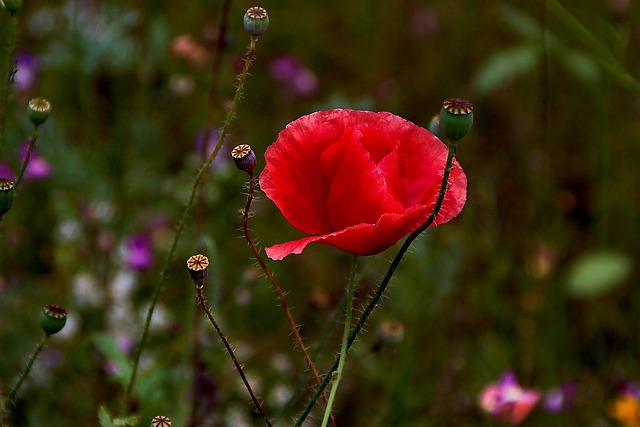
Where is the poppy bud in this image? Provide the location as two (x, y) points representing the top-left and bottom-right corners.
(151, 415), (172, 427)
(231, 144), (257, 173)
(187, 254), (209, 288)
(40, 304), (67, 336)
(0, 179), (15, 220)
(27, 98), (52, 126)
(2, 0), (22, 15)
(439, 98), (473, 142)
(244, 7), (269, 37)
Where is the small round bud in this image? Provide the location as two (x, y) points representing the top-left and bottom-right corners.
(151, 415), (172, 427)
(0, 179), (15, 220)
(439, 98), (474, 142)
(375, 320), (405, 346)
(231, 144), (257, 173)
(187, 254), (209, 288)
(27, 98), (52, 126)
(2, 0), (22, 15)
(40, 304), (67, 336)
(244, 7), (269, 37)
(428, 114), (445, 141)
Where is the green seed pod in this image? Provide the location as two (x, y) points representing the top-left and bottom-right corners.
(27, 98), (52, 126)
(244, 7), (269, 37)
(0, 179), (15, 220)
(2, 0), (22, 15)
(40, 304), (67, 336)
(439, 98), (474, 142)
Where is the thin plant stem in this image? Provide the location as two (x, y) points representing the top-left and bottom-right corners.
(294, 143), (458, 426)
(14, 125), (39, 191)
(190, 3), (232, 424)
(320, 255), (358, 427)
(122, 36), (261, 414)
(195, 286), (273, 427)
(545, 0), (640, 94)
(242, 171), (337, 427)
(0, 15), (18, 155)
(8, 334), (47, 403)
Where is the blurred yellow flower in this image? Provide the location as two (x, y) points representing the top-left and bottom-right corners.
(610, 394), (640, 427)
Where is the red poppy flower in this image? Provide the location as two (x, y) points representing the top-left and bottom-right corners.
(259, 109), (467, 260)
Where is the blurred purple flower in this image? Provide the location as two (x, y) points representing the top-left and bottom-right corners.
(15, 51), (39, 92)
(269, 54), (319, 99)
(195, 129), (230, 171)
(409, 6), (440, 38)
(478, 370), (542, 425)
(543, 381), (576, 413)
(123, 234), (153, 270)
(20, 141), (51, 180)
(103, 360), (120, 376)
(0, 161), (14, 180)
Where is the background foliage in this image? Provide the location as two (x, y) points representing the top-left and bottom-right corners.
(1, 0), (639, 426)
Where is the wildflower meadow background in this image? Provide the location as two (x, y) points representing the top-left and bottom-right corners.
(1, 0), (640, 426)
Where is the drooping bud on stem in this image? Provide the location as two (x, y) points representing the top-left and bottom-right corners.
(40, 304), (67, 336)
(439, 98), (474, 142)
(231, 144), (257, 173)
(187, 254), (209, 288)
(0, 178), (15, 220)
(27, 98), (52, 126)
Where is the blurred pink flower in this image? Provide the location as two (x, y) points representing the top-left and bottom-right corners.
(478, 370), (541, 425)
(20, 141), (51, 180)
(269, 54), (319, 99)
(15, 51), (39, 92)
(123, 234), (153, 270)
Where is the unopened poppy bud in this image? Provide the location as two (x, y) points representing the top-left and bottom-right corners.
(440, 98), (474, 142)
(2, 0), (22, 15)
(0, 179), (15, 220)
(187, 254), (209, 288)
(151, 415), (172, 427)
(428, 114), (445, 141)
(27, 98), (52, 126)
(40, 304), (67, 336)
(231, 144), (257, 173)
(244, 7), (269, 37)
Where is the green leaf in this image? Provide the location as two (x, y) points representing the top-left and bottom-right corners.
(98, 406), (116, 427)
(566, 250), (633, 298)
(560, 50), (600, 83)
(92, 333), (133, 385)
(473, 44), (539, 94)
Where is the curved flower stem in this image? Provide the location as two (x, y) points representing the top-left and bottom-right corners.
(121, 36), (261, 414)
(14, 124), (40, 191)
(195, 285), (273, 426)
(8, 334), (47, 403)
(0, 15), (18, 155)
(320, 255), (358, 427)
(242, 171), (337, 427)
(294, 142), (457, 427)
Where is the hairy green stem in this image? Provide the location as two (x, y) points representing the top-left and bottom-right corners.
(0, 16), (18, 155)
(295, 143), (457, 426)
(320, 255), (358, 427)
(14, 125), (39, 191)
(195, 286), (273, 426)
(8, 334), (47, 403)
(121, 36), (260, 414)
